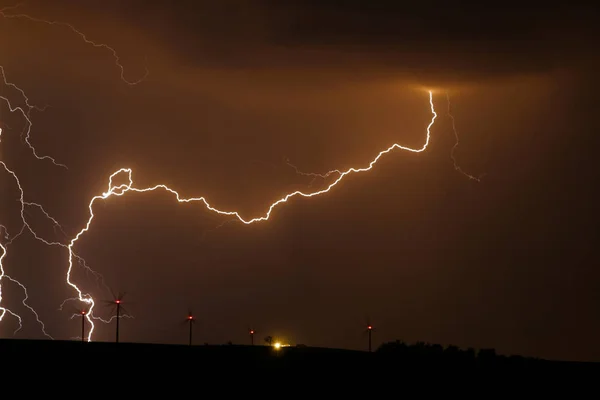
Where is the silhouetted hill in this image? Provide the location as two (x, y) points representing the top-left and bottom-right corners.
(1, 338), (596, 382)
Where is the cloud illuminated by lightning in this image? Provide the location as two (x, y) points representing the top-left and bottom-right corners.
(1, 3), (143, 339)
(1, 122), (114, 335)
(0, 2), (149, 167)
(0, 3), (482, 344)
(0, 3), (149, 86)
(287, 93), (483, 184)
(63, 91), (438, 341)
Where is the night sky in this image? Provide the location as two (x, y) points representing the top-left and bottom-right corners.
(1, 1), (598, 361)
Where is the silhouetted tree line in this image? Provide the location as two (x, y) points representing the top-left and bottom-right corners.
(376, 340), (543, 366)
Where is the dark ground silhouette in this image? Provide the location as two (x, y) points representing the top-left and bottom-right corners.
(2, 338), (596, 393)
(2, 338), (595, 371)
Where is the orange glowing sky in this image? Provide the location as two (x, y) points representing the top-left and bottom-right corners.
(0, 0), (598, 361)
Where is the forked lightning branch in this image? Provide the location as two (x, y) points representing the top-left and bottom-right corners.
(0, 5), (479, 341)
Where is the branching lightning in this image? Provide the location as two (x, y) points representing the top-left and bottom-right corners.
(0, 3), (482, 343)
(0, 3), (149, 86)
(0, 3), (143, 339)
(0, 228), (22, 329)
(2, 274), (52, 338)
(285, 158), (342, 188)
(0, 66), (66, 168)
(446, 92), (483, 182)
(0, 143), (108, 338)
(63, 91), (438, 341)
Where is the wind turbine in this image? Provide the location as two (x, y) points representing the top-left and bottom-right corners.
(73, 306), (89, 343)
(183, 311), (196, 346)
(103, 291), (129, 343)
(362, 316), (375, 352)
(248, 327), (255, 345)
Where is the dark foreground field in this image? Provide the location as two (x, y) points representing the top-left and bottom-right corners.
(1, 339), (598, 393)
(1, 338), (596, 374)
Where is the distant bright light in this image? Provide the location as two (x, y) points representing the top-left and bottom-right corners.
(249, 330), (254, 334)
(367, 325), (372, 330)
(274, 342), (281, 349)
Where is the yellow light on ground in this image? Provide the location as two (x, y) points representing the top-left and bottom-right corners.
(274, 342), (281, 349)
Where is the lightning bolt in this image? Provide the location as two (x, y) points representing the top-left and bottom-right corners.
(1, 4), (481, 343)
(284, 157), (342, 188)
(68, 311), (134, 324)
(64, 91), (438, 341)
(1, 130), (115, 338)
(0, 114), (56, 336)
(287, 93), (483, 184)
(0, 152), (109, 338)
(446, 92), (483, 182)
(2, 274), (52, 338)
(0, 66), (66, 168)
(1, 3), (144, 339)
(0, 228), (22, 330)
(0, 4), (149, 86)
(0, 2), (149, 166)
(0, 224), (51, 338)
(199, 218), (239, 242)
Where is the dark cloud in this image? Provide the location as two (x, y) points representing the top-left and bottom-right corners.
(272, 2), (598, 81)
(2, 0), (599, 361)
(91, 0), (598, 85)
(18, 0), (595, 85)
